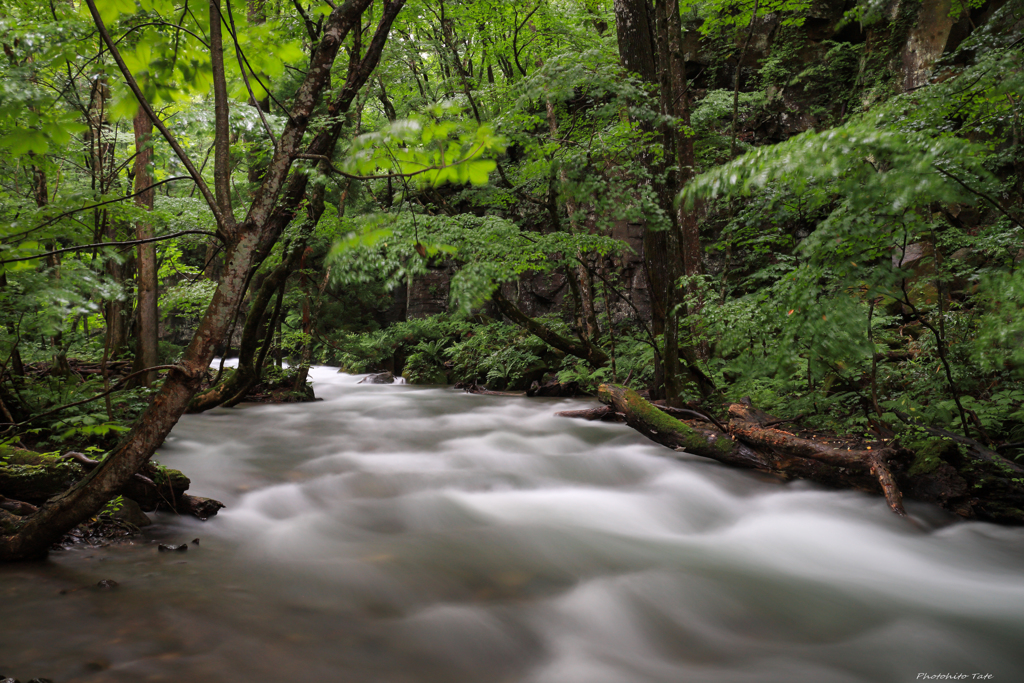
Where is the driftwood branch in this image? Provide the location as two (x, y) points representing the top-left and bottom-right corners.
(580, 384), (1024, 523)
(590, 384), (917, 518)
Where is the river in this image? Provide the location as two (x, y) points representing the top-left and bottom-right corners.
(2, 367), (1023, 682)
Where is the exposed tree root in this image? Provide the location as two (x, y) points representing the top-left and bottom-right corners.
(579, 384), (1024, 524)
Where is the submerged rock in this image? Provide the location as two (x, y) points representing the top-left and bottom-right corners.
(358, 371), (395, 384)
(158, 544), (188, 552)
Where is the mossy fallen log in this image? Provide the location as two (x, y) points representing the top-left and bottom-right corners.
(587, 384), (1024, 524)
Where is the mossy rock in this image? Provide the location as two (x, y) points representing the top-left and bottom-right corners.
(125, 462), (191, 512)
(0, 448), (85, 504)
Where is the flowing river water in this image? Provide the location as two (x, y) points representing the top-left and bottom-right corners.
(3, 367), (1024, 682)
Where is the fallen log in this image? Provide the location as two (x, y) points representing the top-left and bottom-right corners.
(591, 384), (1024, 524)
(554, 405), (625, 422)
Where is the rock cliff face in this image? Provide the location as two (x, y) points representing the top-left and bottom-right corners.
(901, 0), (958, 90)
(403, 0), (1004, 326)
(406, 263), (453, 319)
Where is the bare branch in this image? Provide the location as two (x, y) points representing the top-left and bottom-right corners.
(0, 230), (218, 266)
(3, 176), (190, 244)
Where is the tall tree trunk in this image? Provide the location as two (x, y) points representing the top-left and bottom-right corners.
(294, 263), (331, 391)
(86, 78), (132, 358)
(132, 107), (159, 386)
(614, 0), (677, 402)
(546, 99), (600, 341)
(29, 162), (72, 376)
(614, 0), (713, 404)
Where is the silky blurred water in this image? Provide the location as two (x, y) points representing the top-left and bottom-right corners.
(2, 367), (1023, 683)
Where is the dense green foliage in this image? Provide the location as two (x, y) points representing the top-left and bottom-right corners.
(0, 0), (1022, 466)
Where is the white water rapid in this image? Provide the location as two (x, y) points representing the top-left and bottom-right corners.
(2, 366), (1023, 682)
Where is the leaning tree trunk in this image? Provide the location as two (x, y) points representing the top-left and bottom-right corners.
(576, 384), (1024, 524)
(492, 288), (610, 368)
(188, 238), (306, 412)
(0, 0), (406, 561)
(0, 228), (265, 560)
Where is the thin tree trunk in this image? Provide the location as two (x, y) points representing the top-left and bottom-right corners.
(132, 106), (159, 387)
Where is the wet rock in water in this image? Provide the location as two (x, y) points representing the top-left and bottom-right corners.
(28, 678), (55, 683)
(112, 497), (151, 527)
(181, 494), (225, 520)
(158, 544), (188, 552)
(123, 465), (190, 513)
(0, 676), (20, 683)
(358, 371), (395, 384)
(97, 579), (118, 589)
(191, 538), (200, 545)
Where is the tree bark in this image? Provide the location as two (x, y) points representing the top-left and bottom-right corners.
(132, 106), (159, 387)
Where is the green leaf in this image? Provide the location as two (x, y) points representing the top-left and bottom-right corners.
(467, 159), (495, 185)
(0, 130), (48, 155)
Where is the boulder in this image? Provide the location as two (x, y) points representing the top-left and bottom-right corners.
(112, 497), (152, 527)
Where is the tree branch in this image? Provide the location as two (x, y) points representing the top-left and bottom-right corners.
(83, 0), (228, 230)
(0, 230), (217, 266)
(0, 365), (183, 431)
(934, 164), (1023, 230)
(2, 176), (191, 243)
